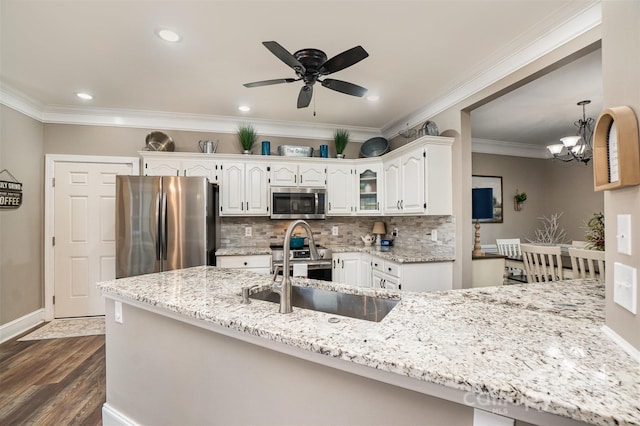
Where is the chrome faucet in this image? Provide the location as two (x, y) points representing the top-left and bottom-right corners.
(272, 219), (319, 313)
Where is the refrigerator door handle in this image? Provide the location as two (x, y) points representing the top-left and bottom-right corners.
(161, 192), (168, 260)
(155, 193), (162, 261)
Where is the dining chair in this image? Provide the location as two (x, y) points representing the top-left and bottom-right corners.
(520, 244), (564, 283)
(496, 238), (523, 281)
(568, 247), (605, 280)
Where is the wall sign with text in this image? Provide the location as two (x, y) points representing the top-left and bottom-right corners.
(0, 169), (23, 209)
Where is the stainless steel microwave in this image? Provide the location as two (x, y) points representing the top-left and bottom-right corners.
(270, 187), (326, 219)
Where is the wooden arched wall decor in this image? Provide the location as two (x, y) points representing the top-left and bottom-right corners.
(593, 106), (640, 191)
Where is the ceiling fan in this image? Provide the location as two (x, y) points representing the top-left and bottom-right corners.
(243, 41), (369, 109)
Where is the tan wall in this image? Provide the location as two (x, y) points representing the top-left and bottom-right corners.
(43, 124), (363, 159)
(0, 105), (44, 324)
(472, 153), (604, 245)
(601, 1), (640, 350)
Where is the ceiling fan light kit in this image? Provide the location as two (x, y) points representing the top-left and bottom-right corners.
(243, 41), (369, 109)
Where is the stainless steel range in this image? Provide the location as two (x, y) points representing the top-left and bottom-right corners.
(270, 244), (333, 281)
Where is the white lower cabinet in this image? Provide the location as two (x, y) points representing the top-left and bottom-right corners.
(332, 252), (371, 287)
(371, 254), (453, 292)
(372, 269), (401, 291)
(216, 255), (271, 274)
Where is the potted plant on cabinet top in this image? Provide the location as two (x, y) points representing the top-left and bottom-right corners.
(333, 129), (349, 158)
(237, 124), (257, 154)
(514, 190), (527, 211)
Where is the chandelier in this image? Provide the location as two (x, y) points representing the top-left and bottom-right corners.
(547, 100), (595, 164)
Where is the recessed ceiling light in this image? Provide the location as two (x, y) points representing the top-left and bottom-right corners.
(155, 28), (181, 43)
(367, 95), (380, 102)
(76, 92), (93, 100)
(238, 105), (251, 112)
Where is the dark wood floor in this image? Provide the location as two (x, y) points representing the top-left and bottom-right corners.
(0, 325), (105, 425)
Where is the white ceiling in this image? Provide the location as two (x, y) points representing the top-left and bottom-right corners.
(1, 1), (601, 144)
(471, 48), (602, 148)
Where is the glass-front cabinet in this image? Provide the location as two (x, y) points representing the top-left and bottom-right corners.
(356, 163), (382, 215)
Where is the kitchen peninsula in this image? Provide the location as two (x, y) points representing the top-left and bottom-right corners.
(97, 267), (639, 426)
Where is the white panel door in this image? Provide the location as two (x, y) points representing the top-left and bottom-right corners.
(54, 161), (133, 317)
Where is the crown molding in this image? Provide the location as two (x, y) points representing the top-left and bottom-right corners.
(41, 105), (381, 143)
(0, 84), (45, 121)
(381, 1), (602, 139)
(472, 138), (550, 159)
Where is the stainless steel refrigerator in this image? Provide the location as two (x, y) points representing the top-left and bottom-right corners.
(116, 176), (219, 278)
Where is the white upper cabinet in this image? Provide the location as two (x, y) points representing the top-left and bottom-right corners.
(139, 136), (452, 217)
(143, 157), (182, 176)
(270, 162), (326, 187)
(328, 161), (382, 216)
(355, 163), (382, 215)
(220, 161), (269, 216)
(383, 137), (452, 215)
(142, 154), (221, 184)
(424, 143), (453, 215)
(384, 148), (425, 214)
(326, 164), (354, 215)
(399, 149), (425, 214)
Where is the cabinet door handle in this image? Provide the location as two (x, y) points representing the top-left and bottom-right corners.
(246, 201), (249, 211)
(300, 175), (303, 184)
(328, 202), (332, 211)
(243, 262), (248, 266)
(333, 259), (336, 269)
(400, 200), (404, 209)
(388, 267), (392, 272)
(342, 260), (344, 269)
(377, 201), (379, 210)
(294, 175), (297, 183)
(396, 200), (400, 209)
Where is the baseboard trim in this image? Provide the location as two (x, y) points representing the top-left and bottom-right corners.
(602, 325), (640, 363)
(102, 403), (138, 426)
(0, 309), (45, 344)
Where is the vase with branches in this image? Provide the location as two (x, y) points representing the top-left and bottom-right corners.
(237, 124), (257, 154)
(333, 129), (349, 158)
(527, 212), (568, 245)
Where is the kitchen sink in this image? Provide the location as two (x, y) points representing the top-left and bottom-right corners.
(249, 286), (398, 322)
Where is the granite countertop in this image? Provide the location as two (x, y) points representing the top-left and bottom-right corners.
(216, 244), (454, 263)
(98, 267), (639, 426)
(215, 247), (272, 256)
(330, 245), (455, 263)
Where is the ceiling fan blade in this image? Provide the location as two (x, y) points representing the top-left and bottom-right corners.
(262, 41), (305, 73)
(244, 78), (297, 88)
(319, 46), (369, 75)
(297, 85), (313, 108)
(321, 79), (368, 97)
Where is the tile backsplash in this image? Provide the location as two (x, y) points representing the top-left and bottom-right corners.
(220, 215), (455, 255)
